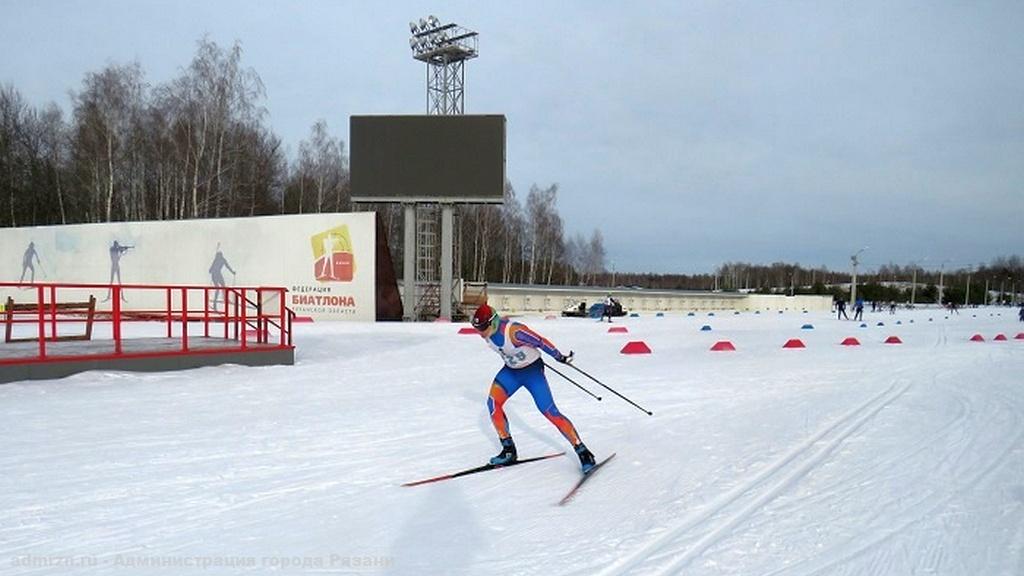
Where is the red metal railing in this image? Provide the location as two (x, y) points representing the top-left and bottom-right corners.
(1, 282), (294, 366)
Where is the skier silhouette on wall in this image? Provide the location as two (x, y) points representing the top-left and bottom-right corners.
(209, 244), (236, 311)
(104, 240), (132, 302)
(319, 232), (339, 280)
(19, 242), (41, 284)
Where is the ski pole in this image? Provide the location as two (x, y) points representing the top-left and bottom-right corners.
(543, 361), (602, 401)
(566, 363), (653, 416)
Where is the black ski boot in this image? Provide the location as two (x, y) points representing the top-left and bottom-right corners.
(490, 437), (517, 465)
(575, 443), (596, 473)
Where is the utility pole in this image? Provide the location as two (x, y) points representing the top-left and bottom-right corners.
(965, 270), (971, 306)
(911, 267), (918, 307)
(938, 262), (947, 305)
(850, 247), (867, 309)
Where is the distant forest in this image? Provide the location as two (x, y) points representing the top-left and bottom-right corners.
(1, 38), (1020, 303)
(604, 257), (1023, 306)
(0, 38), (605, 286)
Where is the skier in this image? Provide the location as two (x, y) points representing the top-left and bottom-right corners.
(836, 299), (848, 320)
(602, 294), (615, 323)
(471, 303), (597, 472)
(853, 298), (864, 321)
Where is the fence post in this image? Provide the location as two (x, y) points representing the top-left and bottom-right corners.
(241, 288), (248, 350)
(36, 285), (46, 359)
(166, 288), (172, 338)
(181, 288), (189, 351)
(113, 286), (122, 355)
(49, 285), (57, 340)
(204, 287), (210, 338)
(279, 288), (286, 347)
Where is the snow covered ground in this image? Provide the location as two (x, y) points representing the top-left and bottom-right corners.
(2, 306), (1023, 575)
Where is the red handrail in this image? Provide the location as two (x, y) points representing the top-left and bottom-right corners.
(0, 282), (294, 366)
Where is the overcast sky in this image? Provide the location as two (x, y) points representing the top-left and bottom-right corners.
(2, 1), (1021, 274)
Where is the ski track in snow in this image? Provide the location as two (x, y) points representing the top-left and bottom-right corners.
(595, 380), (912, 576)
(589, 317), (1024, 576)
(1, 308), (1023, 575)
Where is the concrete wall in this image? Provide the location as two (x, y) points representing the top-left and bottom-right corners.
(480, 285), (833, 315)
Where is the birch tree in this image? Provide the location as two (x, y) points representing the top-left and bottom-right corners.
(70, 62), (145, 222)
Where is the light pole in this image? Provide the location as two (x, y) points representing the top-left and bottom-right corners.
(965, 267), (972, 307)
(850, 247), (868, 309)
(937, 260), (951, 305)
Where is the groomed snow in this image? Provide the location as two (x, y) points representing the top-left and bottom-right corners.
(2, 307), (1023, 575)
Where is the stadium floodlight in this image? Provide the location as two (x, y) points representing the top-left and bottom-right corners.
(408, 15), (478, 65)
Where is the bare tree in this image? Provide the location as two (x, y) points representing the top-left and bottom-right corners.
(288, 119), (348, 214)
(38, 104), (69, 224)
(499, 182), (525, 283)
(0, 85), (29, 226)
(70, 62), (146, 222)
(525, 183), (560, 284)
(584, 229), (607, 285)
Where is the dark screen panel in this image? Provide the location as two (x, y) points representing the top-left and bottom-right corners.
(350, 115), (505, 203)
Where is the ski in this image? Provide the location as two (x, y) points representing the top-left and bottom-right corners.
(557, 452), (617, 505)
(402, 452), (566, 487)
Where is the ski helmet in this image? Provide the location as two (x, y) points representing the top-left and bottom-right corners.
(472, 304), (497, 331)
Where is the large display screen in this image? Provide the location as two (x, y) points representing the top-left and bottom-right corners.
(350, 115), (505, 203)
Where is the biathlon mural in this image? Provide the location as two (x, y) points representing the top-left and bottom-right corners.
(1, 213), (377, 321)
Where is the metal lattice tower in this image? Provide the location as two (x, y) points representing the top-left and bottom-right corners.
(410, 16), (479, 115)
(426, 58), (467, 115)
(415, 205), (439, 313)
(406, 16), (479, 319)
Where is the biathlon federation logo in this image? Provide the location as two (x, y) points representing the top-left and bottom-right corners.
(311, 225), (355, 282)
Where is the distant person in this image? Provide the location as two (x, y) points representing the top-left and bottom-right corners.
(471, 303), (596, 473)
(104, 240), (132, 302)
(1018, 304), (1023, 322)
(889, 301), (897, 315)
(854, 298), (864, 321)
(209, 244), (237, 311)
(602, 294), (614, 323)
(837, 299), (849, 320)
(19, 241), (41, 283)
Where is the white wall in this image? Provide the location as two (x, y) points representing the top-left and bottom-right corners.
(480, 285), (833, 315)
(1, 213), (377, 321)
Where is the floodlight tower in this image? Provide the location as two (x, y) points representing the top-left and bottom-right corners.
(410, 16), (479, 115)
(404, 16), (479, 320)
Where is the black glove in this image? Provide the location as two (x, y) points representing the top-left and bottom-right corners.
(556, 350), (575, 364)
